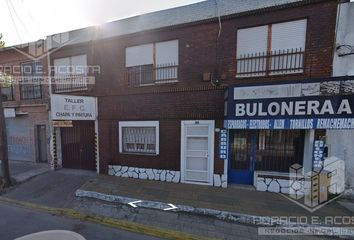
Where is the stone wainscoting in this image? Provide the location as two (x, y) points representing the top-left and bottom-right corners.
(108, 165), (227, 188)
(254, 172), (294, 194)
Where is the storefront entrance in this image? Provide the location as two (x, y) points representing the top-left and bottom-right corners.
(229, 130), (304, 185)
(61, 121), (96, 171)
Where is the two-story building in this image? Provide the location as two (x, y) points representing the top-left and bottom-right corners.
(0, 41), (50, 163)
(46, 0), (353, 192)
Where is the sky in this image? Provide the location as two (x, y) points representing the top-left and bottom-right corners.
(0, 0), (205, 47)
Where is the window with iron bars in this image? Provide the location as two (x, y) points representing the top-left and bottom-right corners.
(1, 85), (14, 101)
(126, 63), (178, 86)
(125, 40), (179, 86)
(236, 48), (305, 77)
(1, 74), (14, 101)
(236, 19), (307, 78)
(20, 61), (43, 100)
(119, 121), (159, 155)
(53, 55), (88, 93)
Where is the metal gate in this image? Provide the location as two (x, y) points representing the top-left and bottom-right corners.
(61, 121), (96, 171)
(229, 130), (304, 185)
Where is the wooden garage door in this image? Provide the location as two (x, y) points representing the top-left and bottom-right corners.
(61, 121), (96, 171)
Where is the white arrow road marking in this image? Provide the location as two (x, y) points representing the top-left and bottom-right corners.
(128, 200), (142, 208)
(163, 204), (178, 211)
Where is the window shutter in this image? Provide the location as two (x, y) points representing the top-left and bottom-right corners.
(126, 44), (154, 67)
(54, 57), (70, 76)
(237, 25), (268, 58)
(155, 40), (179, 66)
(71, 55), (87, 75)
(271, 19), (307, 51)
(155, 40), (179, 80)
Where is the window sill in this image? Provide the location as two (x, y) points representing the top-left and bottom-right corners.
(119, 152), (159, 156)
(235, 71), (304, 79)
(54, 87), (88, 93)
(132, 79), (179, 87)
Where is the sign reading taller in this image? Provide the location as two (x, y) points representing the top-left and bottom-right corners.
(51, 94), (97, 121)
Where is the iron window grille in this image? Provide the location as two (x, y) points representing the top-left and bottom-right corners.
(1, 85), (14, 101)
(236, 48), (305, 77)
(126, 63), (178, 86)
(122, 127), (157, 154)
(54, 74), (88, 93)
(20, 62), (43, 100)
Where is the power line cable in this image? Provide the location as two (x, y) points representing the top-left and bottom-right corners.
(21, 0), (44, 36)
(5, 0), (22, 43)
(7, 0), (33, 39)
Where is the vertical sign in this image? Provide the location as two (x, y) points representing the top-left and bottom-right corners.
(312, 140), (325, 169)
(219, 129), (228, 160)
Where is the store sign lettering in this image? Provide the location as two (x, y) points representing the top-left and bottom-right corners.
(51, 94), (96, 121)
(224, 76), (354, 130)
(235, 99), (352, 117)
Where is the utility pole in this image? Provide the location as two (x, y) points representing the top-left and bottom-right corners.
(0, 84), (11, 187)
(0, 33), (11, 187)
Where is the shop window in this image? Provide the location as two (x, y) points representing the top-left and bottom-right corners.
(230, 130), (304, 173)
(125, 40), (179, 86)
(236, 19), (307, 77)
(119, 121), (159, 155)
(254, 130), (305, 172)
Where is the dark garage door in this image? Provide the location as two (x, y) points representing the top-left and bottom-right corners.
(61, 121), (96, 171)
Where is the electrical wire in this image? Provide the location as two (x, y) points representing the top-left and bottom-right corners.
(211, 0), (222, 87)
(7, 0), (33, 39)
(5, 0), (22, 43)
(21, 0), (44, 36)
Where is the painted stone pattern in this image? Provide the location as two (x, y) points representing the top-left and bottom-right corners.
(108, 165), (227, 188)
(256, 176), (292, 194)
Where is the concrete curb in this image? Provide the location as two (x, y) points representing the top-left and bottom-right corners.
(13, 167), (50, 183)
(75, 189), (354, 239)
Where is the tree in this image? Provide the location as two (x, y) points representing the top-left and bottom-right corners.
(0, 34), (4, 48)
(0, 34), (11, 188)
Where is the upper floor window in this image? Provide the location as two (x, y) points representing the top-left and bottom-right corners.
(53, 54), (88, 93)
(125, 40), (179, 86)
(236, 19), (307, 77)
(20, 61), (43, 100)
(1, 73), (14, 101)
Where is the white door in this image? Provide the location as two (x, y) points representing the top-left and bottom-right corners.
(181, 120), (214, 185)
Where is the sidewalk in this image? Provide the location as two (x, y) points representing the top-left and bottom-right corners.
(0, 161), (49, 183)
(2, 170), (350, 239)
(77, 174), (353, 222)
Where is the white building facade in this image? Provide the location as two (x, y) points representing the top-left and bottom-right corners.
(328, 2), (354, 189)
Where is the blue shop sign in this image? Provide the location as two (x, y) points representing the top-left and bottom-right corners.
(224, 76), (354, 129)
(219, 129), (228, 160)
(312, 140), (325, 169)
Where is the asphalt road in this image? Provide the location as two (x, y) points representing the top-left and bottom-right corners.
(0, 202), (162, 240)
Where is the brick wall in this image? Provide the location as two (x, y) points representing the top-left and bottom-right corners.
(0, 47), (50, 162)
(92, 1), (339, 174)
(93, 1), (338, 174)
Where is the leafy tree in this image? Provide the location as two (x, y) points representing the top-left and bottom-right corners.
(0, 33), (4, 48)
